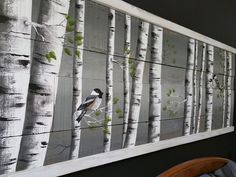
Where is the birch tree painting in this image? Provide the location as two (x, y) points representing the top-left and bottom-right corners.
(226, 52), (232, 127)
(17, 0), (70, 170)
(184, 38), (195, 135)
(148, 25), (163, 143)
(69, 0), (85, 160)
(103, 9), (115, 152)
(0, 0), (32, 174)
(205, 45), (214, 131)
(124, 21), (149, 148)
(122, 14), (131, 147)
(196, 43), (206, 133)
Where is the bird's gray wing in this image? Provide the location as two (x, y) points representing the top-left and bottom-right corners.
(77, 95), (98, 110)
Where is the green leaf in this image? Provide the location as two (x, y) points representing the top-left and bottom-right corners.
(88, 123), (97, 130)
(113, 97), (119, 105)
(46, 50), (57, 62)
(68, 18), (76, 26)
(64, 48), (72, 56)
(67, 37), (74, 44)
(128, 58), (133, 64)
(104, 116), (112, 124)
(129, 68), (136, 78)
(75, 50), (81, 59)
(116, 108), (123, 114)
(75, 32), (84, 46)
(95, 111), (101, 116)
(118, 113), (123, 119)
(66, 25), (74, 32)
(103, 127), (110, 134)
(124, 47), (131, 55)
(166, 100), (170, 105)
(163, 106), (167, 111)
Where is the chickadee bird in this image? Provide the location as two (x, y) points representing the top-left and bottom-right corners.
(75, 88), (103, 123)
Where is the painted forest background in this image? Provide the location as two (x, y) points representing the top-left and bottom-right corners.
(0, 0), (235, 175)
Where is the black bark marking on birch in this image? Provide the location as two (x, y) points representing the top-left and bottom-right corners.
(0, 117), (20, 121)
(11, 103), (25, 108)
(108, 13), (113, 20)
(0, 86), (7, 94)
(0, 15), (16, 23)
(36, 122), (47, 126)
(18, 60), (30, 67)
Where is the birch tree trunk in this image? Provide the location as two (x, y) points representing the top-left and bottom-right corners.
(222, 51), (228, 128)
(122, 14), (131, 147)
(148, 25), (163, 143)
(69, 0), (85, 160)
(103, 9), (115, 152)
(124, 21), (149, 148)
(17, 0), (70, 170)
(205, 45), (214, 131)
(0, 0), (32, 174)
(226, 52), (232, 127)
(184, 38), (195, 135)
(192, 40), (198, 133)
(196, 43), (206, 133)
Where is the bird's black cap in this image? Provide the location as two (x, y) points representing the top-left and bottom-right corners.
(94, 88), (103, 97)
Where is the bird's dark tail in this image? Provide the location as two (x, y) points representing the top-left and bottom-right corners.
(76, 110), (87, 123)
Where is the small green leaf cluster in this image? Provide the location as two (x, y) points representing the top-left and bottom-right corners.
(128, 56), (136, 78)
(95, 110), (101, 116)
(163, 88), (177, 117)
(116, 108), (123, 119)
(103, 116), (111, 134)
(64, 15), (84, 60)
(65, 15), (76, 32)
(166, 88), (175, 97)
(88, 122), (97, 130)
(46, 50), (57, 62)
(113, 97), (119, 105)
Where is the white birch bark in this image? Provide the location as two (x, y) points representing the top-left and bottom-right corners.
(222, 51), (228, 128)
(0, 0), (32, 174)
(196, 43), (206, 133)
(17, 0), (70, 170)
(103, 9), (115, 152)
(122, 14), (131, 147)
(184, 38), (195, 135)
(148, 25), (163, 143)
(124, 21), (149, 148)
(226, 52), (232, 127)
(69, 0), (85, 160)
(192, 40), (198, 133)
(205, 45), (214, 131)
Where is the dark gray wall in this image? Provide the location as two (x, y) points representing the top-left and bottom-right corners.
(64, 0), (236, 176)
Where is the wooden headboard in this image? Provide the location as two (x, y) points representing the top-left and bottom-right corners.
(157, 157), (229, 177)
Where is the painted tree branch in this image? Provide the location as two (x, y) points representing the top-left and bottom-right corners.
(196, 43), (206, 133)
(148, 25), (163, 143)
(103, 9), (115, 152)
(17, 0), (70, 170)
(122, 14), (131, 147)
(124, 21), (150, 148)
(184, 38), (195, 135)
(0, 0), (32, 174)
(69, 0), (85, 160)
(205, 45), (214, 131)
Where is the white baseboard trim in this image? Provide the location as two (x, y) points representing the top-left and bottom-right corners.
(2, 126), (234, 177)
